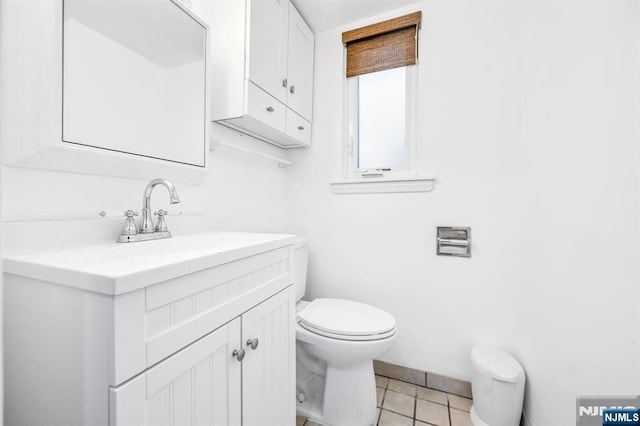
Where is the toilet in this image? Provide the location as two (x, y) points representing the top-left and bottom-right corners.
(470, 345), (525, 426)
(293, 239), (397, 426)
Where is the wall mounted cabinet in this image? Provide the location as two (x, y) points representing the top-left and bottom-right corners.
(197, 0), (314, 148)
(1, 0), (209, 184)
(3, 232), (296, 426)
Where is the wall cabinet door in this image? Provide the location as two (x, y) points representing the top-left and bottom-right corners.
(248, 0), (289, 104)
(286, 3), (314, 122)
(242, 287), (295, 426)
(110, 319), (242, 426)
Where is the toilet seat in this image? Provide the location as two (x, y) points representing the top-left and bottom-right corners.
(297, 298), (396, 341)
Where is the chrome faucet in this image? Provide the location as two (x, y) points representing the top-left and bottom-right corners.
(116, 178), (181, 243)
(139, 178), (180, 233)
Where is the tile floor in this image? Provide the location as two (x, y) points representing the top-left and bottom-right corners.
(296, 374), (473, 426)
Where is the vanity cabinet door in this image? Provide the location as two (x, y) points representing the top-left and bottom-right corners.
(241, 286), (296, 426)
(110, 319), (242, 426)
(248, 0), (289, 103)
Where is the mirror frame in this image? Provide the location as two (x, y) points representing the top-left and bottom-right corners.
(1, 0), (209, 184)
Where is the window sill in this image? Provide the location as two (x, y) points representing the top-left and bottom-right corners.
(330, 176), (436, 194)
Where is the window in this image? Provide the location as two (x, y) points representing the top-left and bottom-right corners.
(342, 12), (421, 179)
(348, 66), (418, 177)
(358, 67), (406, 170)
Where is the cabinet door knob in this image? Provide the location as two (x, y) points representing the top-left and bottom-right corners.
(246, 338), (259, 350)
(266, 106), (275, 112)
(282, 78), (288, 87)
(289, 85), (295, 94)
(232, 348), (246, 361)
(298, 125), (304, 131)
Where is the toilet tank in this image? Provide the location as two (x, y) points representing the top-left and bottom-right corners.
(293, 239), (309, 302)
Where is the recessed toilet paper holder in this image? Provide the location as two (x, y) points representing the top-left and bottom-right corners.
(437, 227), (471, 258)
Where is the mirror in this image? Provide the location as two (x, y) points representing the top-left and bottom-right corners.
(62, 0), (206, 167)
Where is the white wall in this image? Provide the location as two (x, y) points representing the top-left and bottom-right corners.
(286, 0), (523, 379)
(286, 1), (640, 425)
(1, 133), (287, 251)
(205, 126), (288, 234)
(515, 1), (640, 425)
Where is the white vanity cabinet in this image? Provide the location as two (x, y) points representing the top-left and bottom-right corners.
(3, 232), (296, 426)
(196, 0), (314, 148)
(111, 288), (295, 426)
(111, 317), (242, 426)
(241, 288), (295, 425)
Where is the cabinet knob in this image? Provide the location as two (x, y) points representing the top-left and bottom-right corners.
(246, 338), (259, 350)
(266, 106), (275, 112)
(289, 85), (295, 94)
(298, 125), (304, 131)
(232, 348), (246, 361)
(282, 78), (288, 87)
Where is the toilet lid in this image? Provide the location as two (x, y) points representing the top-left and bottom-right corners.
(297, 298), (396, 340)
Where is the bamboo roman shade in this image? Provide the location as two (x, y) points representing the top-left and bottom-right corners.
(342, 11), (421, 78)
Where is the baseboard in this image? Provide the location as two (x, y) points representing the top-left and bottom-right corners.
(373, 360), (472, 399)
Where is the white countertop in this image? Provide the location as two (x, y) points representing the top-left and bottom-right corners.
(3, 232), (296, 295)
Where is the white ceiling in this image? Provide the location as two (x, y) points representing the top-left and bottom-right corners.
(291, 0), (423, 33)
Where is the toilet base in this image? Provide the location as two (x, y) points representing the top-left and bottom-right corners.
(470, 406), (489, 426)
(297, 397), (325, 425)
(321, 361), (377, 426)
(295, 353), (378, 426)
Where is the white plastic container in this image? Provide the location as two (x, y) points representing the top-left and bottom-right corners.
(470, 345), (525, 426)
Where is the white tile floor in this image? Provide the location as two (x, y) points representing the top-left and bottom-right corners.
(296, 375), (473, 426)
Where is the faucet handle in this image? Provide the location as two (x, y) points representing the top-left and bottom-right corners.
(154, 209), (169, 232)
(121, 210), (139, 235)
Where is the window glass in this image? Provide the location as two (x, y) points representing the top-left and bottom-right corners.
(357, 67), (407, 170)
